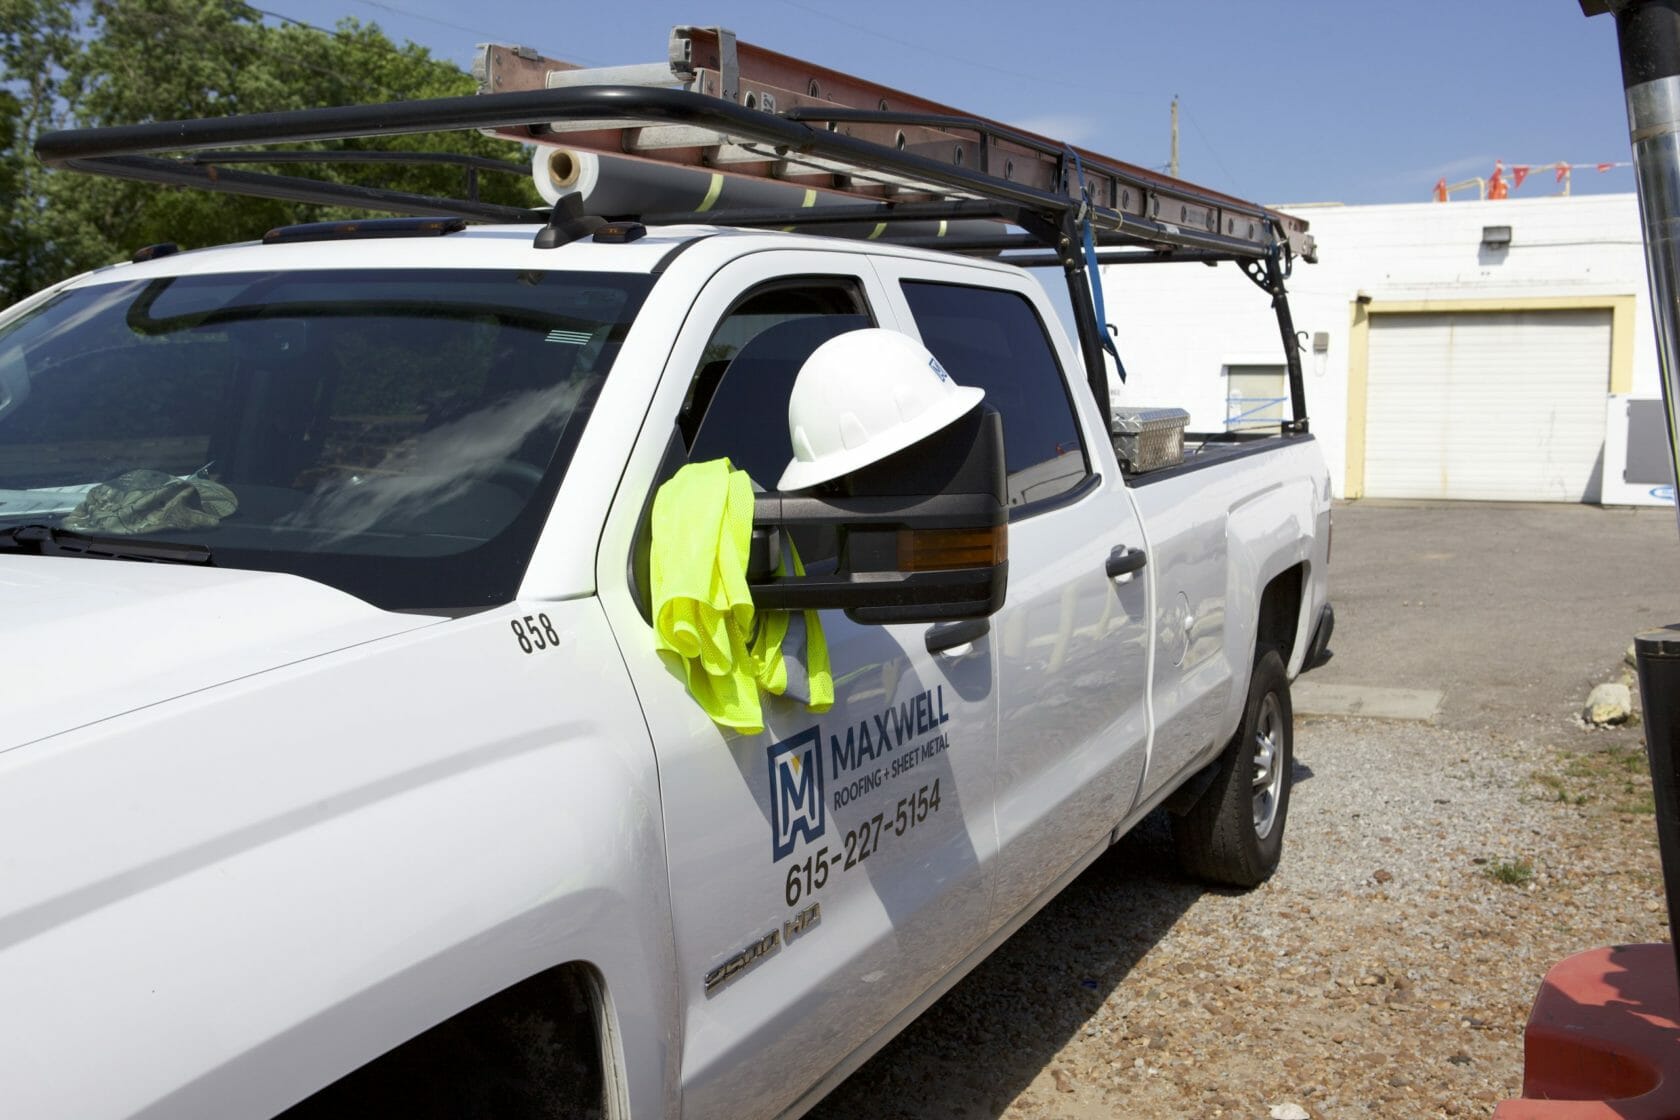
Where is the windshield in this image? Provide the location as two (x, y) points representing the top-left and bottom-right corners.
(0, 268), (654, 611)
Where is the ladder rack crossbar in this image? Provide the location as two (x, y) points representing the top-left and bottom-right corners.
(43, 152), (543, 224)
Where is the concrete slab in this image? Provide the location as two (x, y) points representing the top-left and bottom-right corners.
(1307, 500), (1680, 743)
(1293, 681), (1443, 722)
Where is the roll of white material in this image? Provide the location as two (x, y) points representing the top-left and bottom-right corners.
(530, 145), (601, 207)
(528, 145), (1008, 245)
(531, 146), (809, 215)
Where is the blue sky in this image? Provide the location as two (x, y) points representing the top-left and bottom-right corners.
(260, 0), (1631, 207)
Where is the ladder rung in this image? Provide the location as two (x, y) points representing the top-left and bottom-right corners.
(545, 62), (686, 90)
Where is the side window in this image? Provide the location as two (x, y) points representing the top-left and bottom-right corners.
(683, 280), (873, 574)
(631, 280), (873, 605)
(900, 280), (1090, 508)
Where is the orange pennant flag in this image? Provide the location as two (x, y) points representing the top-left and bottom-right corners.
(1512, 165), (1529, 190)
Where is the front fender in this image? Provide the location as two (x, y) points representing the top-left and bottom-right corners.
(0, 599), (676, 1120)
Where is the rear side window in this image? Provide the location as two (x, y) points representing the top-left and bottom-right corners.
(901, 280), (1089, 508)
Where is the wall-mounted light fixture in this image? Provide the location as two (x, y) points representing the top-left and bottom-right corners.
(1481, 224), (1513, 249)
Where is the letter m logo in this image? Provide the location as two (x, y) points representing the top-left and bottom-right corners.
(767, 727), (825, 861)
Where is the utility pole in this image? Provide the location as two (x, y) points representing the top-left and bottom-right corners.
(1170, 95), (1179, 178)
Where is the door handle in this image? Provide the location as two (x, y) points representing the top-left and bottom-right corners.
(925, 617), (989, 655)
(1106, 545), (1148, 580)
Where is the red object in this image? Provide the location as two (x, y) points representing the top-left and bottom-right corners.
(1490, 161), (1509, 199)
(1513, 164), (1530, 189)
(1434, 177), (1448, 202)
(1598, 162), (1616, 173)
(1493, 944), (1680, 1119)
(1557, 162), (1572, 183)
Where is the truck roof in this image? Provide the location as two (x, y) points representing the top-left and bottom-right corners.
(63, 222), (1036, 288)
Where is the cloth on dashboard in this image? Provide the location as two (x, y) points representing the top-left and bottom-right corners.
(64, 469), (238, 535)
(651, 458), (831, 733)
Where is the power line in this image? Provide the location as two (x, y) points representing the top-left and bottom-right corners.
(1182, 103), (1243, 198)
(345, 0), (604, 63)
(345, 0), (506, 41)
(83, 3), (495, 111)
(771, 0), (1152, 99)
(243, 3), (459, 65)
(91, 4), (390, 101)
(261, 0), (605, 66)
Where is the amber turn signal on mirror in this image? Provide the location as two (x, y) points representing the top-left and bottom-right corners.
(896, 526), (1007, 572)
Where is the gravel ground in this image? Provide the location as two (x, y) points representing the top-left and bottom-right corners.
(808, 501), (1679, 1120)
(809, 718), (1666, 1120)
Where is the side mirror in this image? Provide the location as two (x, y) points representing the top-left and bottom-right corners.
(748, 405), (1008, 624)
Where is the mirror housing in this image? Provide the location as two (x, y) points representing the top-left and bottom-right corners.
(748, 405), (1008, 624)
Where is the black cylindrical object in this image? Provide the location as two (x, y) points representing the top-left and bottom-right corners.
(1636, 625), (1680, 982)
(1613, 0), (1680, 88)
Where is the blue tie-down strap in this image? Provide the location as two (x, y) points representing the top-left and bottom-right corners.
(1066, 148), (1126, 383)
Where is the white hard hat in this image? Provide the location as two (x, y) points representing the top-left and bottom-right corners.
(777, 328), (985, 491)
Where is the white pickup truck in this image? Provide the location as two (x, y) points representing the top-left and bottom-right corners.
(6, 46), (1331, 1120)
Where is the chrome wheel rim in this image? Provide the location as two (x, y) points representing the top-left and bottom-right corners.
(1251, 692), (1285, 839)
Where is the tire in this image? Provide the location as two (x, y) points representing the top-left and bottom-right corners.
(1170, 646), (1293, 888)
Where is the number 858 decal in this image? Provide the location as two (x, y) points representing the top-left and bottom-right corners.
(511, 613), (560, 654)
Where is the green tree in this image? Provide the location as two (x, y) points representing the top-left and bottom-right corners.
(4, 0), (535, 300)
(0, 0), (78, 304)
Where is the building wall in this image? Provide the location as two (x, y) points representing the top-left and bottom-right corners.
(1099, 193), (1664, 503)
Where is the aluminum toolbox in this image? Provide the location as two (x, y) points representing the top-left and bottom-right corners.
(1111, 407), (1190, 474)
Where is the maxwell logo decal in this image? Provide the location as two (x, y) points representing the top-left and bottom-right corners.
(768, 727), (825, 860)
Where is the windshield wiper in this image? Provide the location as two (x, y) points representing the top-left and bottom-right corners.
(0, 524), (214, 565)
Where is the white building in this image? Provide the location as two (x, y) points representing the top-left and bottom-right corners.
(1100, 192), (1672, 505)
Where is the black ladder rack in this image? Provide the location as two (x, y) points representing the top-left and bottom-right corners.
(35, 50), (1313, 433)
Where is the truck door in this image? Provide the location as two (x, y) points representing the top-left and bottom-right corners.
(594, 252), (998, 1120)
(878, 264), (1152, 924)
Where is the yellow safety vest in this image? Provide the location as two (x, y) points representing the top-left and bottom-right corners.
(651, 458), (833, 732)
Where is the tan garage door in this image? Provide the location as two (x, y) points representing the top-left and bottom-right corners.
(1364, 310), (1610, 501)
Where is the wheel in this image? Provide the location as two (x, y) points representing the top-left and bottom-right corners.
(1170, 646), (1293, 888)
